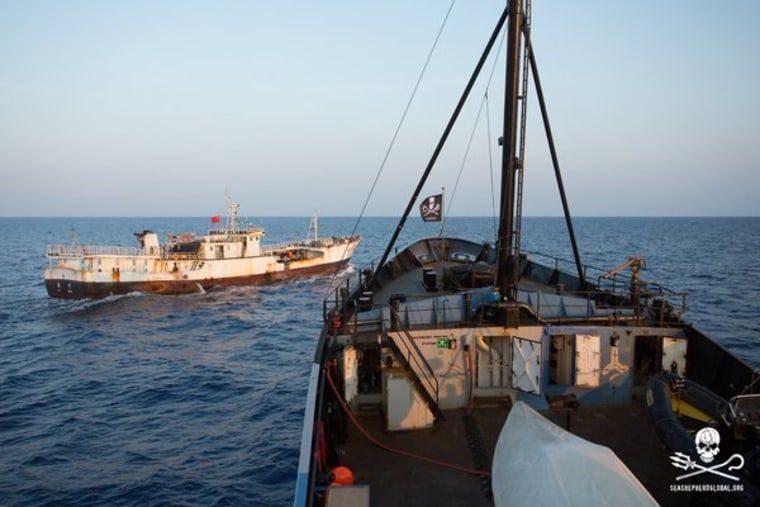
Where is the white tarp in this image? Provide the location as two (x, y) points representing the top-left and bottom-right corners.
(492, 401), (658, 507)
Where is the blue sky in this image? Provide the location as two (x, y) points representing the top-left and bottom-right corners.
(1, 1), (759, 217)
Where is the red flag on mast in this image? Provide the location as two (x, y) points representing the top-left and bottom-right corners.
(211, 215), (221, 224)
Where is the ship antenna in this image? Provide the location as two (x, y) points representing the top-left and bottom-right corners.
(306, 210), (319, 242)
(224, 194), (240, 234)
(497, 0), (587, 294)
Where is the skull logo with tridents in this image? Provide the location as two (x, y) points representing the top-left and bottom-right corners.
(695, 427), (720, 463)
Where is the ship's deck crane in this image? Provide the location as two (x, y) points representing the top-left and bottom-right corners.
(602, 256), (646, 283)
(602, 257), (646, 308)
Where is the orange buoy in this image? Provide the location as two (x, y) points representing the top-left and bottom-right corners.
(330, 466), (354, 486)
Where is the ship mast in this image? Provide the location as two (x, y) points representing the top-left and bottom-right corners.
(373, 0), (587, 294)
(497, 0), (588, 293)
(224, 195), (240, 234)
(496, 0), (523, 300)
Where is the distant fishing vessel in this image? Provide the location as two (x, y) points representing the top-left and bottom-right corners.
(295, 2), (759, 506)
(44, 197), (360, 299)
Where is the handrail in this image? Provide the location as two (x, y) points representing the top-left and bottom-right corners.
(330, 244), (685, 300)
(329, 291), (685, 338)
(46, 244), (155, 257)
(321, 243), (688, 331)
(46, 243), (200, 261)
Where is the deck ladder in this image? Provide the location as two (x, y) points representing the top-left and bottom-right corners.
(387, 306), (445, 421)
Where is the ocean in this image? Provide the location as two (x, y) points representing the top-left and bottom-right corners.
(1, 216), (759, 506)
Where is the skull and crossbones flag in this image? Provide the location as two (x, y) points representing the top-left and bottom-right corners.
(419, 194), (443, 222)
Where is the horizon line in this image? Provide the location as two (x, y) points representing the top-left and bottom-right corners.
(2, 214), (759, 219)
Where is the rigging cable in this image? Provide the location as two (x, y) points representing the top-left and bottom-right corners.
(485, 93), (498, 243)
(322, 0), (457, 295)
(440, 26), (507, 241)
(351, 0), (456, 230)
(374, 6), (510, 275)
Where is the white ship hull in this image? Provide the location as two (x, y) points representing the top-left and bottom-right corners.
(45, 239), (359, 299)
(44, 203), (360, 299)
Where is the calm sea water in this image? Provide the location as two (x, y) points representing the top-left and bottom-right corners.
(1, 216), (758, 506)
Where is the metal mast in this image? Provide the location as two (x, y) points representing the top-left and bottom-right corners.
(496, 0), (523, 300)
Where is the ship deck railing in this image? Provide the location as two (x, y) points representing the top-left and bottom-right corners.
(46, 244), (158, 258)
(261, 242), (320, 254)
(520, 250), (684, 298)
(207, 226), (264, 236)
(335, 290), (687, 337)
(331, 294), (625, 338)
(324, 248), (688, 333)
(260, 235), (359, 254)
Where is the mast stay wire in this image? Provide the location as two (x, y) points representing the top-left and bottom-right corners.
(440, 27), (507, 243)
(321, 0), (457, 297)
(485, 90), (497, 242)
(350, 0), (456, 236)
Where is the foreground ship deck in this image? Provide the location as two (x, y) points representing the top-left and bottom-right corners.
(298, 245), (760, 506)
(295, 2), (759, 505)
(337, 402), (682, 506)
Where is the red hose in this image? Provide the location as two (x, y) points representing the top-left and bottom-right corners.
(324, 363), (491, 477)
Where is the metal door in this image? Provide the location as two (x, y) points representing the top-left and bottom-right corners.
(511, 337), (542, 394)
(575, 334), (600, 387)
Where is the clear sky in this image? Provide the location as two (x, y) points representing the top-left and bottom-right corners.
(1, 1), (759, 217)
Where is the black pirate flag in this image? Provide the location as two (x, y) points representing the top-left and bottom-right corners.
(419, 194), (443, 222)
